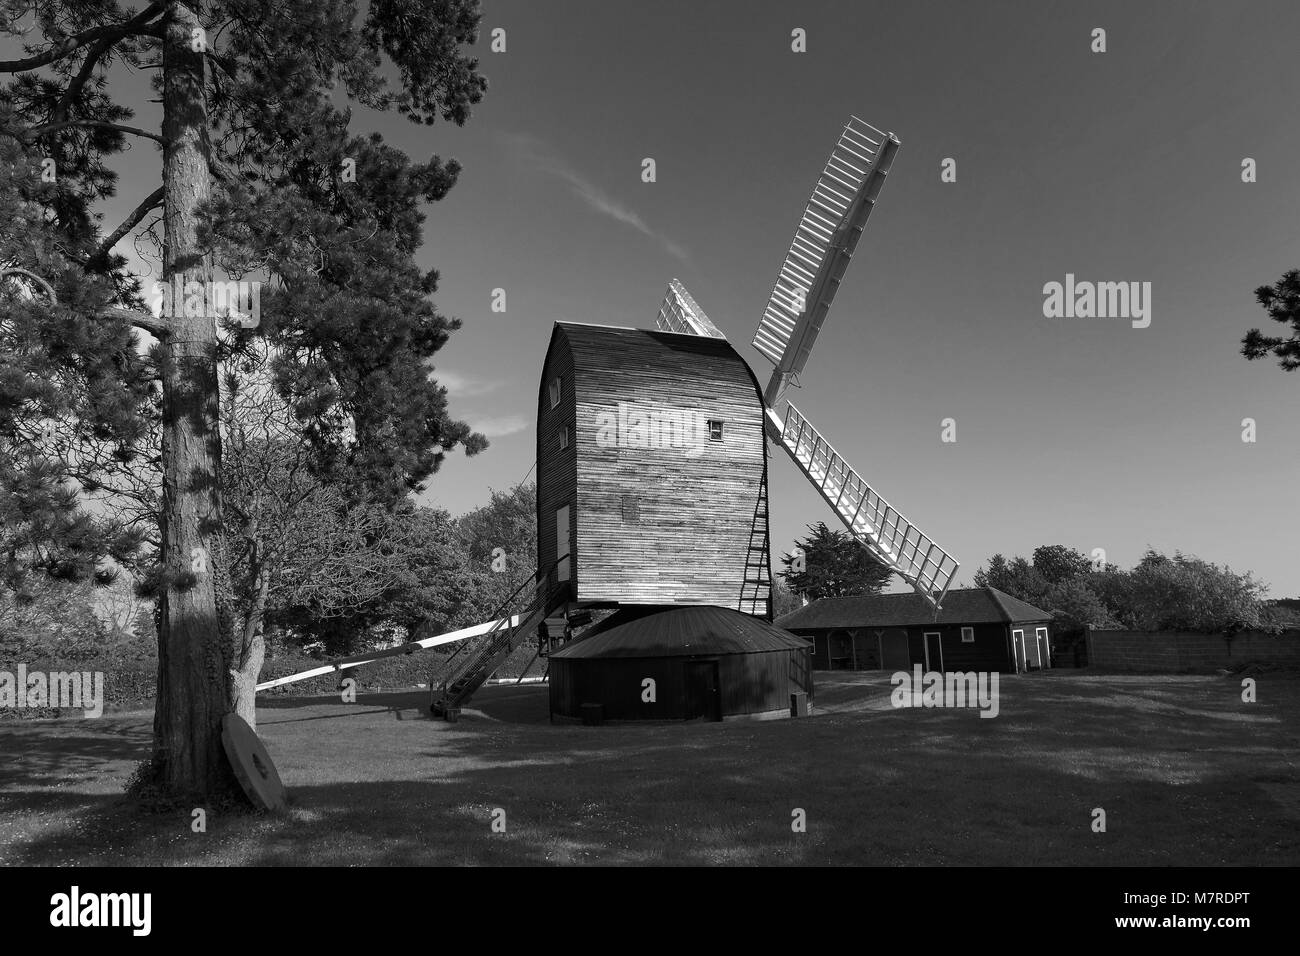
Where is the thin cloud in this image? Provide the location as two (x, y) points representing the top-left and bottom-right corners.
(471, 415), (529, 439)
(500, 132), (688, 261)
(436, 369), (501, 398)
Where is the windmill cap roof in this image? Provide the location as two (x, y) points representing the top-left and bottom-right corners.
(550, 605), (809, 659)
(554, 321), (744, 363)
(773, 587), (1053, 630)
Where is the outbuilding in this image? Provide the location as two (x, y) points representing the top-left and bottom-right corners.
(548, 605), (812, 722)
(774, 587), (1053, 674)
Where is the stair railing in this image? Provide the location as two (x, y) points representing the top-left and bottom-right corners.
(434, 557), (569, 706)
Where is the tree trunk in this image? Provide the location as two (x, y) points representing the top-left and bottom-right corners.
(231, 630), (265, 729)
(232, 572), (269, 730)
(152, 2), (238, 799)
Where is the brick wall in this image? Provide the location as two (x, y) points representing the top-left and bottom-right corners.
(1085, 629), (1300, 672)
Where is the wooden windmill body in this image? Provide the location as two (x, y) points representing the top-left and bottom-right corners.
(536, 323), (771, 614)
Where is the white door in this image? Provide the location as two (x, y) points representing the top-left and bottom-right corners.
(923, 631), (943, 672)
(556, 505), (570, 582)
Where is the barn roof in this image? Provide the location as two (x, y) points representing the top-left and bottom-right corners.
(774, 587), (1053, 630)
(549, 605), (809, 659)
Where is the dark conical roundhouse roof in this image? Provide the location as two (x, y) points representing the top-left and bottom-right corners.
(549, 605), (809, 660)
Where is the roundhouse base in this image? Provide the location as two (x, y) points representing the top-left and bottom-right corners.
(546, 605), (814, 724)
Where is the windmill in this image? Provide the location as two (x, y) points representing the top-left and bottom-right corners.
(654, 115), (959, 610)
(259, 115), (959, 720)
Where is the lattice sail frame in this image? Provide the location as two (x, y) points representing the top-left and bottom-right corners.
(655, 278), (725, 338)
(769, 403), (958, 607)
(752, 116), (900, 403)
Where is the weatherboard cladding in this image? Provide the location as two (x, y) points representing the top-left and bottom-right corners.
(538, 322), (769, 608)
(774, 587), (1053, 631)
(536, 330), (577, 591)
(808, 621), (1014, 672)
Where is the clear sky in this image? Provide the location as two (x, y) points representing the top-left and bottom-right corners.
(27, 0), (1300, 596)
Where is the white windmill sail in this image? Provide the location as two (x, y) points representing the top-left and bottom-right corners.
(655, 278), (725, 338)
(753, 116), (900, 404)
(747, 115), (958, 610)
(766, 403), (958, 608)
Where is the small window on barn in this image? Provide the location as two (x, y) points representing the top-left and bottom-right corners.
(559, 425), (569, 450)
(961, 626), (974, 643)
(708, 419), (724, 441)
(620, 495), (640, 523)
(549, 377), (561, 409)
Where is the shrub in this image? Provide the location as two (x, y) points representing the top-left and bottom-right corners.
(0, 576), (106, 661)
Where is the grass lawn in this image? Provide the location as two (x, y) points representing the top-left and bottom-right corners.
(1, 670), (1297, 865)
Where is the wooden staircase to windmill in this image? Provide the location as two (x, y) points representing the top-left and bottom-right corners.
(430, 561), (570, 718)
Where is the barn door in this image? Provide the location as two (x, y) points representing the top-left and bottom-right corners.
(880, 632), (910, 670)
(556, 505), (570, 582)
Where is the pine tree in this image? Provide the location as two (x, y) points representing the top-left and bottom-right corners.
(2, 0), (489, 800)
(1241, 268), (1300, 371)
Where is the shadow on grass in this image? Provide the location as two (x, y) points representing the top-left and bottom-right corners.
(258, 692), (435, 726)
(0, 717), (151, 794)
(3, 674), (1298, 865)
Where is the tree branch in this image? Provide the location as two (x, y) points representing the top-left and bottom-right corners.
(100, 307), (170, 338)
(0, 267), (57, 300)
(1, 266), (170, 337)
(52, 38), (116, 124)
(23, 119), (164, 144)
(89, 186), (164, 269)
(0, 2), (166, 73)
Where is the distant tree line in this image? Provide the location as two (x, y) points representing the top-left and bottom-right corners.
(973, 545), (1292, 655)
(1, 481), (540, 701)
(773, 524), (1292, 646)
